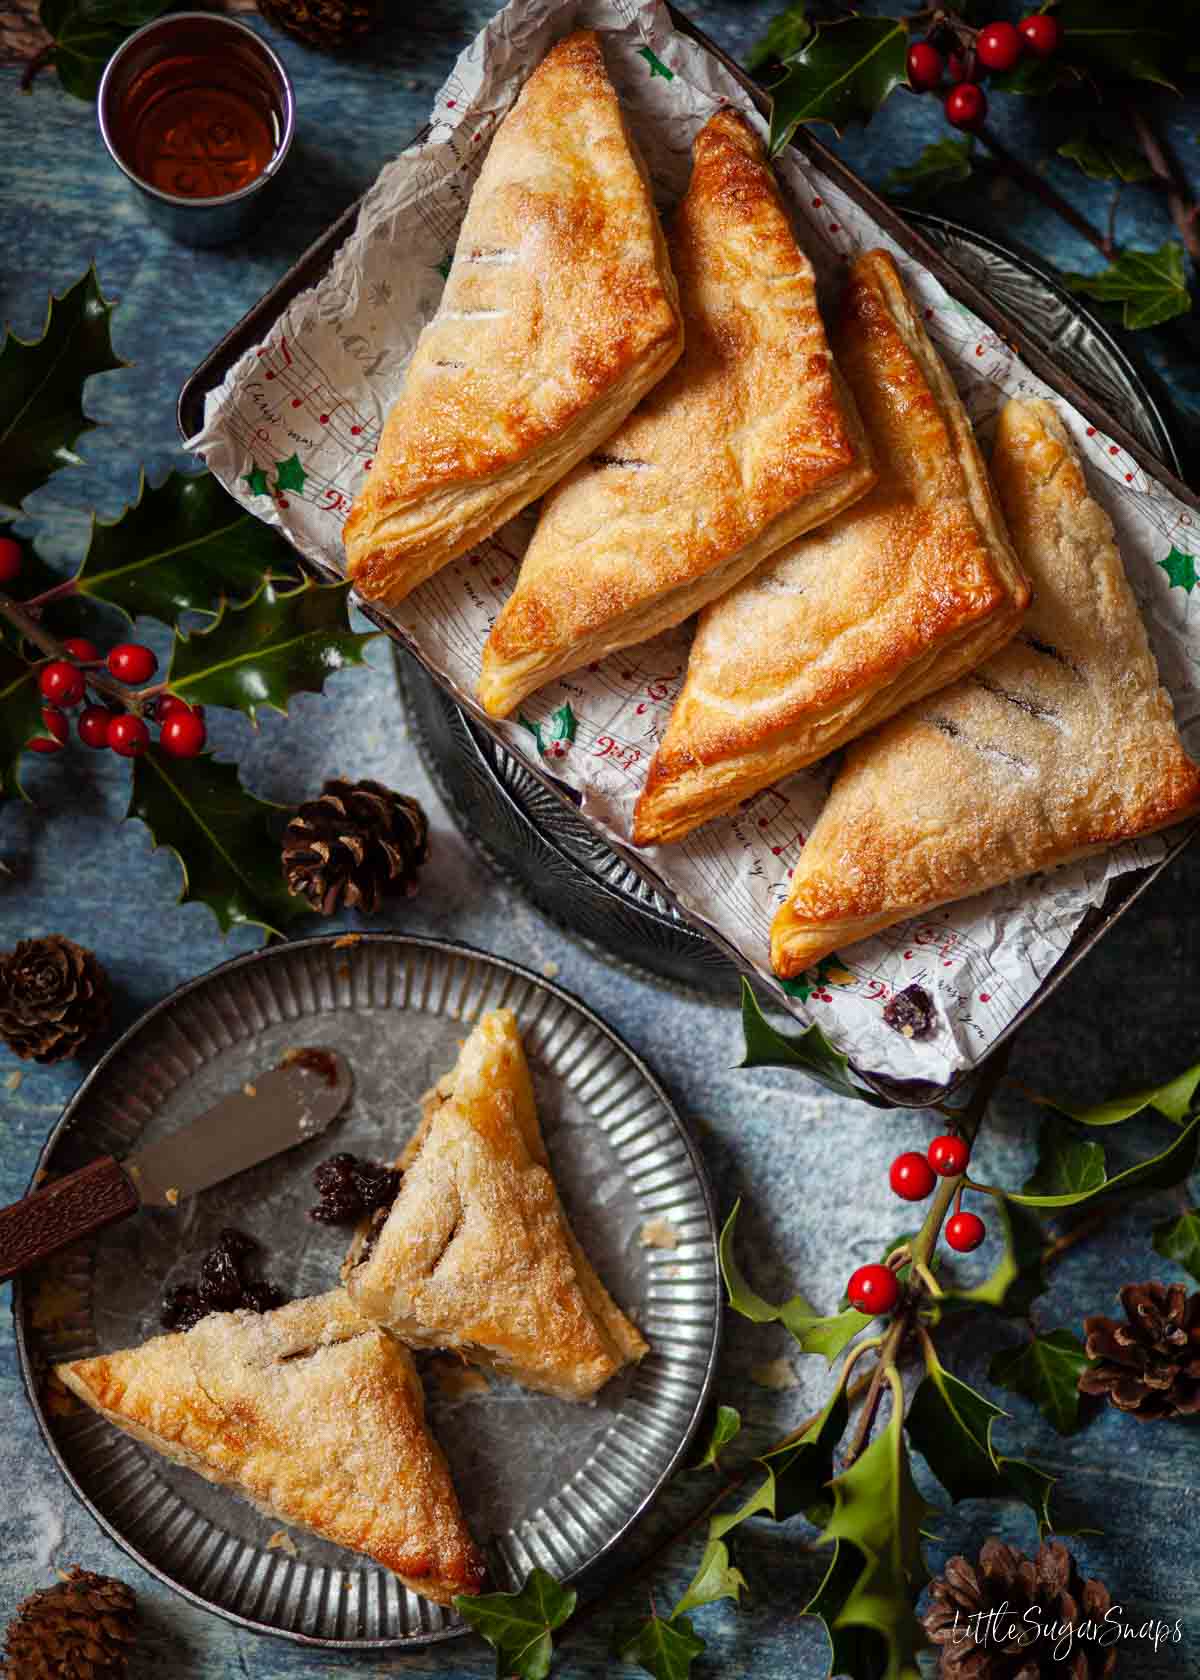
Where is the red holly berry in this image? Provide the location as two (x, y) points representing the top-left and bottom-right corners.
(945, 82), (987, 129)
(906, 41), (943, 91)
(0, 535), (21, 584)
(62, 637), (101, 663)
(107, 642), (158, 684)
(889, 1151), (937, 1201)
(38, 660), (85, 707)
(108, 714), (150, 757)
(28, 734), (64, 754)
(78, 705), (114, 749)
(41, 707), (69, 744)
(977, 21), (1023, 71)
(946, 49), (979, 83)
(847, 1263), (900, 1316)
(1018, 14), (1061, 57)
(160, 708), (207, 758)
(945, 1210), (987, 1252)
(929, 1134), (970, 1177)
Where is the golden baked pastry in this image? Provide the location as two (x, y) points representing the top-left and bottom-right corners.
(344, 31), (682, 603)
(56, 1290), (483, 1604)
(344, 1009), (647, 1401)
(632, 248), (1031, 846)
(477, 108), (874, 718)
(770, 396), (1200, 977)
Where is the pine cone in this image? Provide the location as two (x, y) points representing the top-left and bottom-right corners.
(1079, 1280), (1200, 1421)
(3, 1566), (137, 1678)
(0, 936), (111, 1063)
(922, 1537), (1115, 1679)
(256, 0), (381, 49)
(282, 779), (428, 916)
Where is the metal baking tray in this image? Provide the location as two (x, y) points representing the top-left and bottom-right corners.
(178, 8), (1199, 1108)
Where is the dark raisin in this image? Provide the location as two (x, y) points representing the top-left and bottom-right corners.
(159, 1226), (286, 1330)
(161, 1284), (206, 1332)
(218, 1227), (257, 1259)
(242, 1279), (287, 1313)
(882, 985), (936, 1040)
(199, 1242), (244, 1308)
(352, 1160), (400, 1211)
(309, 1151), (400, 1225)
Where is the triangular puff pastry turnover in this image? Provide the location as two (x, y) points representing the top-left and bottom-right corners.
(344, 1009), (647, 1401)
(56, 1289), (483, 1604)
(770, 396), (1200, 977)
(632, 249), (1031, 846)
(344, 31), (683, 603)
(478, 109), (875, 717)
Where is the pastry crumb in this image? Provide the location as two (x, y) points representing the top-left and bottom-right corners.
(266, 1530), (298, 1556)
(639, 1217), (680, 1250)
(428, 1356), (490, 1399)
(334, 933), (362, 949)
(4, 1069), (21, 1090)
(243, 1082), (257, 1098)
(541, 960), (559, 979)
(337, 962), (352, 981)
(165, 1187), (180, 1207)
(751, 1356), (799, 1390)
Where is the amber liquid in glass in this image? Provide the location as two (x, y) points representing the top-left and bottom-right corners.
(114, 53), (281, 200)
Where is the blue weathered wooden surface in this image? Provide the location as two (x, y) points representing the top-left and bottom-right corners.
(2, 7), (1199, 1676)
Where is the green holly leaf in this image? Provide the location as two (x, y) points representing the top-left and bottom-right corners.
(991, 56), (1073, 95)
(0, 646), (43, 803)
(719, 1199), (817, 1321)
(884, 138), (974, 203)
(1157, 547), (1199, 595)
(738, 980), (891, 1106)
(989, 1331), (1093, 1436)
(906, 1348), (1061, 1535)
(455, 1568), (576, 1680)
(690, 1404), (741, 1471)
(1052, 0), (1184, 90)
(274, 453), (307, 494)
(0, 267), (126, 513)
(746, 4), (812, 72)
(806, 1541), (890, 1680)
(243, 466), (271, 498)
(618, 1615), (704, 1680)
(766, 16), (909, 153)
(759, 1383), (850, 1522)
(814, 1402), (932, 1679)
(73, 470), (297, 626)
(1062, 244), (1191, 331)
(795, 1306), (877, 1365)
(1002, 1113), (1200, 1209)
(38, 0), (170, 100)
(672, 1539), (747, 1620)
(1023, 1119), (1107, 1198)
(1058, 128), (1154, 182)
(164, 578), (376, 723)
(939, 1197), (1047, 1318)
(1052, 1058), (1200, 1126)
(128, 752), (306, 940)
(1152, 1208), (1200, 1283)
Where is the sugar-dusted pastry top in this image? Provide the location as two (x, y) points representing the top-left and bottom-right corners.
(478, 107), (874, 718)
(56, 1289), (483, 1604)
(345, 1009), (647, 1401)
(632, 247), (1030, 847)
(344, 30), (682, 604)
(771, 396), (1200, 977)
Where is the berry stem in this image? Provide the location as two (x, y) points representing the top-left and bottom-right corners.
(1124, 101), (1200, 266)
(0, 591), (152, 714)
(976, 128), (1116, 259)
(841, 1314), (906, 1467)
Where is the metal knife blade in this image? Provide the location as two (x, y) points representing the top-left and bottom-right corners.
(125, 1048), (353, 1209)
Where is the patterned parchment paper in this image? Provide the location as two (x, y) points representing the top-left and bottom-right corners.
(189, 0), (1200, 1087)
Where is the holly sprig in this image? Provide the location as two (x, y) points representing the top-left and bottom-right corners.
(0, 268), (377, 938)
(456, 1033), (1200, 1680)
(752, 2), (1199, 330)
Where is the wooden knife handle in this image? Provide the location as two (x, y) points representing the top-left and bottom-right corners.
(0, 1157), (140, 1283)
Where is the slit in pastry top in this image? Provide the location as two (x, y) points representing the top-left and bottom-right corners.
(630, 247), (1031, 847)
(769, 395), (1200, 979)
(344, 30), (683, 604)
(477, 107), (875, 719)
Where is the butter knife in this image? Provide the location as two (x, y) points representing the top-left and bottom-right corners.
(0, 1048), (352, 1282)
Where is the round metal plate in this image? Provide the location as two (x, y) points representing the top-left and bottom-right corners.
(16, 935), (720, 1648)
(402, 214), (1179, 998)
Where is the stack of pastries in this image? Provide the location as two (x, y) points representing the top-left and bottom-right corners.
(57, 1012), (646, 1604)
(345, 30), (1200, 975)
